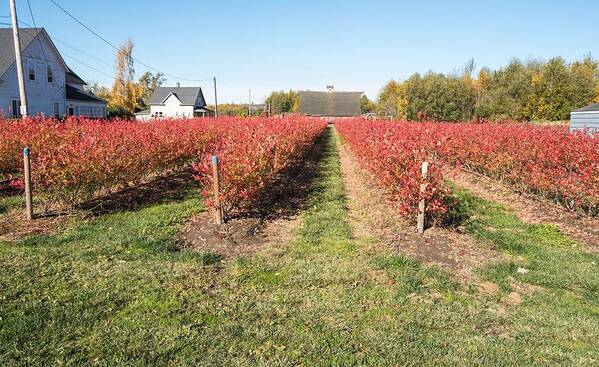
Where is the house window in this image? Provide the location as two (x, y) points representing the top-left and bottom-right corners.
(53, 102), (60, 116)
(27, 60), (35, 81)
(47, 65), (53, 83)
(11, 100), (21, 118)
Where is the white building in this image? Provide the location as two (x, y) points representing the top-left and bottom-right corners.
(570, 103), (599, 133)
(0, 27), (106, 118)
(135, 86), (213, 121)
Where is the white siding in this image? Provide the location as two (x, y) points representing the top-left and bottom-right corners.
(150, 94), (194, 118)
(66, 100), (106, 118)
(570, 112), (599, 133)
(135, 113), (151, 121)
(0, 32), (66, 117)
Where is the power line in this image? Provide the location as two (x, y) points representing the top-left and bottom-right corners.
(53, 38), (114, 69)
(60, 51), (117, 80)
(12, 17), (114, 69)
(7, 24), (116, 80)
(3, 21), (214, 90)
(48, 0), (213, 83)
(25, 0), (50, 77)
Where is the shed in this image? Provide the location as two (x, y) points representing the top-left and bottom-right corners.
(570, 103), (599, 132)
(298, 87), (362, 117)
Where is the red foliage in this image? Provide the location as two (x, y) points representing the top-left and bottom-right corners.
(0, 117), (219, 206)
(338, 119), (599, 217)
(192, 117), (327, 214)
(0, 116), (326, 212)
(336, 120), (450, 222)
(431, 122), (599, 213)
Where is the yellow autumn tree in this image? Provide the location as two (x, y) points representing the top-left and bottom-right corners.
(108, 39), (143, 116)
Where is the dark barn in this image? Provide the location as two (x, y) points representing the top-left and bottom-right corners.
(298, 86), (362, 117)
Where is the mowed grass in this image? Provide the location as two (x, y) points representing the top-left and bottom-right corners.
(0, 127), (597, 365)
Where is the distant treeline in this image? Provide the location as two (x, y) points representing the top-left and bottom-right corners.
(376, 56), (599, 122)
(259, 56), (599, 121)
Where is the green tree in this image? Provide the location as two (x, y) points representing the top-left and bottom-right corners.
(265, 90), (299, 114)
(528, 57), (573, 120)
(569, 55), (598, 109)
(377, 80), (407, 118)
(360, 95), (376, 114)
(403, 72), (475, 121)
(477, 59), (536, 120)
(138, 71), (166, 109)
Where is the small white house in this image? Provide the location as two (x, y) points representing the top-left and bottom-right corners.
(0, 27), (106, 118)
(135, 86), (213, 121)
(570, 103), (599, 133)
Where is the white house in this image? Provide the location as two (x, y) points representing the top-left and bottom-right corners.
(135, 85), (213, 121)
(0, 27), (106, 118)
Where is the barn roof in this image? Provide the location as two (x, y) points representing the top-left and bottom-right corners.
(298, 90), (362, 117)
(150, 87), (206, 106)
(572, 103), (599, 113)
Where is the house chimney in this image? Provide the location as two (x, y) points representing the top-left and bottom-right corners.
(176, 82), (180, 88)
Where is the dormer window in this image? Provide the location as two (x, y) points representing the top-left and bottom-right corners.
(27, 60), (35, 81)
(47, 64), (53, 83)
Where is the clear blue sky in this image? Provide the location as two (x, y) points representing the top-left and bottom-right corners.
(2, 0), (598, 103)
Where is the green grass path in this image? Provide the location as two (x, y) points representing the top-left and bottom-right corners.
(0, 127), (598, 365)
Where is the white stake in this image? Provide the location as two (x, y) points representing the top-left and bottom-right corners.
(417, 161), (429, 234)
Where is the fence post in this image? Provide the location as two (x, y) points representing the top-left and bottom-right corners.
(211, 155), (223, 225)
(23, 146), (33, 220)
(417, 161), (428, 234)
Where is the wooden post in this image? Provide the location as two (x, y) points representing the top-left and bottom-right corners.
(23, 146), (33, 220)
(211, 155), (223, 225)
(417, 161), (429, 234)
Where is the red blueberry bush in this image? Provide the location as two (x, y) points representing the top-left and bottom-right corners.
(336, 120), (451, 222)
(0, 117), (219, 208)
(338, 119), (599, 217)
(1, 116), (326, 213)
(192, 117), (327, 215)
(432, 123), (599, 214)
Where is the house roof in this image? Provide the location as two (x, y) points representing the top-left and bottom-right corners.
(66, 69), (86, 85)
(298, 90), (363, 117)
(135, 109), (151, 115)
(150, 87), (206, 106)
(0, 27), (41, 77)
(66, 84), (106, 104)
(572, 103), (599, 113)
(0, 27), (69, 79)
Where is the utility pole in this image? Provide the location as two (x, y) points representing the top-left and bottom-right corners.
(9, 0), (28, 117)
(248, 89), (251, 116)
(213, 77), (218, 117)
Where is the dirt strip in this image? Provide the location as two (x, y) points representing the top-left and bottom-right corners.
(336, 130), (503, 281)
(450, 170), (599, 253)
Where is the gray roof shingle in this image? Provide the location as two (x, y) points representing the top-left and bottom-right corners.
(572, 103), (599, 113)
(65, 84), (106, 103)
(0, 27), (43, 78)
(150, 87), (206, 106)
(298, 91), (362, 117)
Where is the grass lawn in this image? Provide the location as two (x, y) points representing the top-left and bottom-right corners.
(0, 127), (597, 365)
